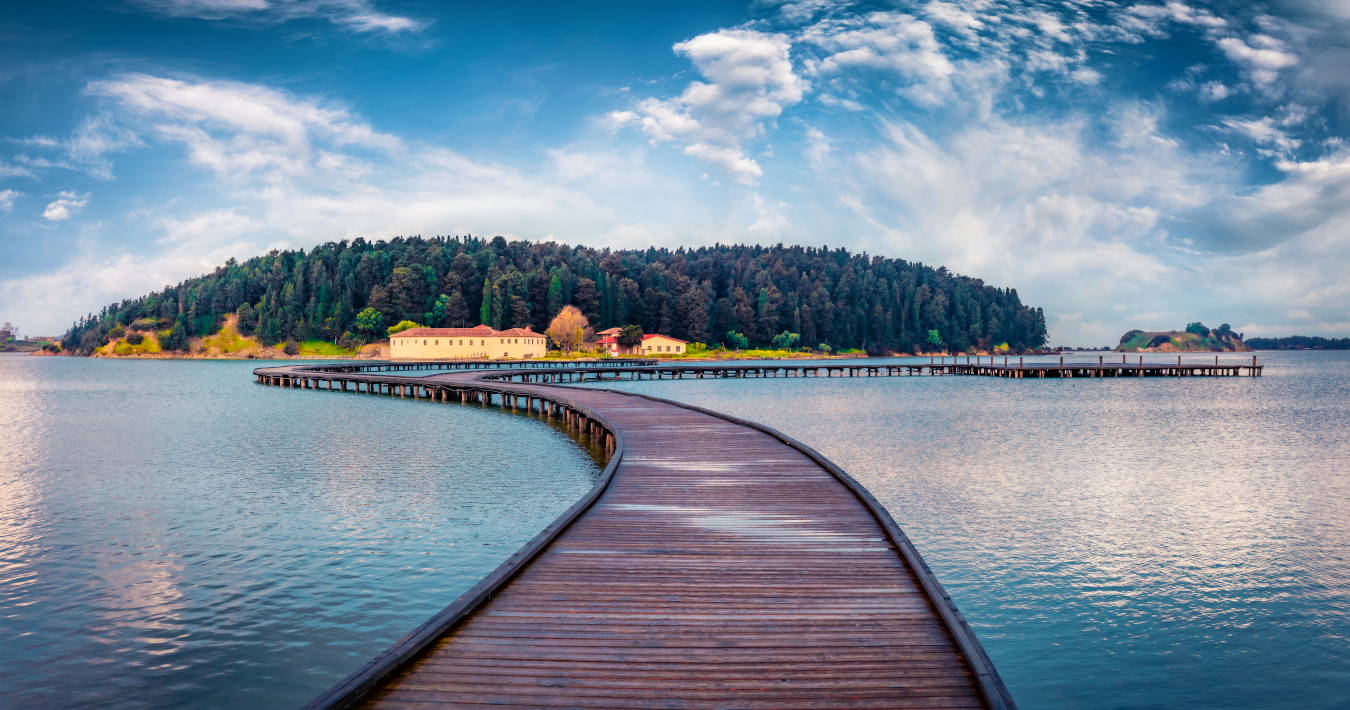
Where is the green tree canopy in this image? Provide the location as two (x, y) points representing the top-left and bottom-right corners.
(354, 307), (384, 338)
(617, 324), (644, 347)
(60, 236), (1049, 356)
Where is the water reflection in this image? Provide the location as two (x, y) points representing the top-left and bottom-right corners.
(0, 356), (600, 709)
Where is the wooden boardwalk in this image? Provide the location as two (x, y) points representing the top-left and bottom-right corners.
(254, 363), (1016, 710)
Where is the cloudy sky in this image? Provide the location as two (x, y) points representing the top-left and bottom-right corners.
(2, 0), (1348, 344)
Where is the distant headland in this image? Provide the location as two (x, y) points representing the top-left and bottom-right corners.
(1116, 323), (1251, 353)
(1244, 335), (1350, 350)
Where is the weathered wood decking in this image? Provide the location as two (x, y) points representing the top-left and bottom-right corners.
(254, 362), (1017, 709)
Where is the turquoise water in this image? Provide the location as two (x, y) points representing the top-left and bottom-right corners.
(582, 351), (1350, 709)
(0, 356), (601, 709)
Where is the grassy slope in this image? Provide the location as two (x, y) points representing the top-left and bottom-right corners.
(93, 315), (369, 359)
(1116, 330), (1251, 353)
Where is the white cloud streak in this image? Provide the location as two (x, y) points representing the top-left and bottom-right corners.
(132, 0), (423, 33)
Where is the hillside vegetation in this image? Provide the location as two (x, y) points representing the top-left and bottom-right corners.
(1116, 323), (1251, 353)
(61, 236), (1048, 356)
(89, 314), (384, 359)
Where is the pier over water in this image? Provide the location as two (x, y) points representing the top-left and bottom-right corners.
(251, 354), (1255, 709)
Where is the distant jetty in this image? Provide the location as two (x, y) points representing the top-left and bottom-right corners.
(1116, 323), (1250, 353)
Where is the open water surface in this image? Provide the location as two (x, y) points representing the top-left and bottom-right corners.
(2, 351), (1347, 709)
(583, 350), (1350, 709)
(0, 356), (601, 709)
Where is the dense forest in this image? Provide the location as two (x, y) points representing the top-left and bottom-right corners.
(61, 236), (1048, 355)
(1245, 335), (1350, 350)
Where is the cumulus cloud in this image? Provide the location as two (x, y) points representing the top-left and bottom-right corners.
(802, 12), (955, 104)
(43, 191), (89, 221)
(1217, 35), (1299, 88)
(609, 29), (804, 184)
(131, 0), (423, 33)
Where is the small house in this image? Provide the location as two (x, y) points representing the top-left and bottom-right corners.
(598, 333), (689, 356)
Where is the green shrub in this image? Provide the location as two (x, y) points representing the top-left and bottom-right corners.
(386, 320), (421, 336)
(283, 341), (299, 355)
(108, 326), (126, 339)
(127, 333), (144, 345)
(338, 331), (365, 350)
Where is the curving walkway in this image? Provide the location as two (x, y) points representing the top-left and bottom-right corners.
(255, 364), (1016, 710)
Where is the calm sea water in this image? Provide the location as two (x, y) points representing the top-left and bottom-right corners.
(3, 353), (1347, 709)
(0, 356), (601, 709)
(582, 351), (1350, 709)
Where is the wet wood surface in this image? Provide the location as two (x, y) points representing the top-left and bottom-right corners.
(347, 374), (992, 710)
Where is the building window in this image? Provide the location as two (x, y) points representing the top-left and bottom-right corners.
(424, 340), (427, 345)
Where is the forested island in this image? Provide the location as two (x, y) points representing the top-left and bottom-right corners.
(60, 236), (1048, 357)
(1116, 323), (1251, 353)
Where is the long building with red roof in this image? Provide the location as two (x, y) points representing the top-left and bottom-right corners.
(390, 324), (549, 360)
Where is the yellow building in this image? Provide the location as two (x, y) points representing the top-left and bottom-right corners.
(598, 332), (688, 356)
(390, 325), (549, 360)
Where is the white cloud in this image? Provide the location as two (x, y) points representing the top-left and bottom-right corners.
(803, 126), (831, 166)
(0, 160), (34, 178)
(90, 73), (397, 180)
(15, 114), (143, 180)
(609, 29), (804, 184)
(1199, 80), (1230, 102)
(132, 0), (423, 33)
(1222, 116), (1301, 155)
(1121, 2), (1228, 34)
(43, 191), (89, 221)
(923, 1), (985, 43)
(0, 189), (19, 211)
(802, 12), (955, 105)
(1217, 35), (1298, 88)
(747, 192), (790, 232)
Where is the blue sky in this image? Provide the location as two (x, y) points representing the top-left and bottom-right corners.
(2, 0), (1348, 344)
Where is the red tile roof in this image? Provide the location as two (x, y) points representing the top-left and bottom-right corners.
(395, 325), (536, 338)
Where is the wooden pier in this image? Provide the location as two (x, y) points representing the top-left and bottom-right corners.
(254, 355), (1262, 391)
(254, 362), (1019, 710)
